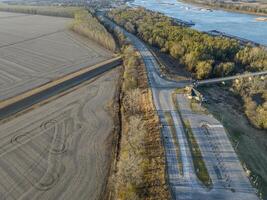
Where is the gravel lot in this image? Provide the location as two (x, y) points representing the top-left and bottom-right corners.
(0, 68), (120, 200)
(0, 12), (112, 100)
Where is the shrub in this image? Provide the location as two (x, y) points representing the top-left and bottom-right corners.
(195, 60), (213, 79)
(122, 46), (140, 91)
(214, 62), (235, 77)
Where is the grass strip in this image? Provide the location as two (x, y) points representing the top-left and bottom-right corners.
(183, 119), (212, 188)
(172, 92), (212, 188)
(164, 111), (183, 176)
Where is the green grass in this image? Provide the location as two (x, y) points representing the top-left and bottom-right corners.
(183, 119), (212, 188)
(172, 92), (212, 188)
(164, 112), (183, 176)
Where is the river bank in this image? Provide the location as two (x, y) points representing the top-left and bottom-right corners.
(130, 0), (267, 46)
(179, 0), (267, 17)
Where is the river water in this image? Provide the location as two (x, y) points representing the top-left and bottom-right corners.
(130, 0), (267, 46)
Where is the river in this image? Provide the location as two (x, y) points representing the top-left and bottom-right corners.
(129, 0), (267, 46)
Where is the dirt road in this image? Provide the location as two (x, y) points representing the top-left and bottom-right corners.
(0, 68), (120, 200)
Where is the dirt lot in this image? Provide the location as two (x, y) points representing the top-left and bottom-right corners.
(0, 68), (120, 200)
(0, 11), (112, 101)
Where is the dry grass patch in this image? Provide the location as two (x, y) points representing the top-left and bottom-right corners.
(113, 45), (170, 200)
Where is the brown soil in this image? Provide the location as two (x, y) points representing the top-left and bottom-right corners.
(0, 68), (121, 200)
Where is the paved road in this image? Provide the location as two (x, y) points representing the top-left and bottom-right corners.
(100, 14), (259, 200)
(197, 71), (267, 86)
(0, 57), (122, 120)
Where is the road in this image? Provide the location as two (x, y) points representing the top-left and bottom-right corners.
(197, 71), (267, 86)
(0, 68), (120, 200)
(100, 14), (259, 200)
(0, 57), (122, 120)
(0, 11), (112, 101)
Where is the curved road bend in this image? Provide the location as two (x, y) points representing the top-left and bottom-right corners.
(99, 14), (259, 200)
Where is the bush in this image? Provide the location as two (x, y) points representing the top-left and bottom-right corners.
(233, 77), (267, 129)
(116, 117), (146, 200)
(122, 46), (140, 91)
(170, 43), (185, 59)
(195, 60), (213, 79)
(214, 62), (235, 77)
(235, 47), (267, 71)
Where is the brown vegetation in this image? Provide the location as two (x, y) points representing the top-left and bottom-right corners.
(112, 44), (170, 199)
(181, 0), (267, 16)
(232, 76), (267, 129)
(0, 3), (81, 17)
(70, 10), (116, 51)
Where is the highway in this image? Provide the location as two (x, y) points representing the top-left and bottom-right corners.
(100, 14), (259, 200)
(0, 57), (122, 120)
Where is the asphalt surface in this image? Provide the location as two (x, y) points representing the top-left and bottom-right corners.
(100, 15), (259, 200)
(197, 71), (267, 86)
(0, 57), (122, 120)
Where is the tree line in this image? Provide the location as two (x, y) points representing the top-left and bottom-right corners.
(108, 7), (267, 79)
(233, 76), (267, 129)
(107, 7), (267, 129)
(0, 4), (116, 51)
(0, 3), (81, 17)
(70, 10), (116, 51)
(182, 0), (267, 15)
